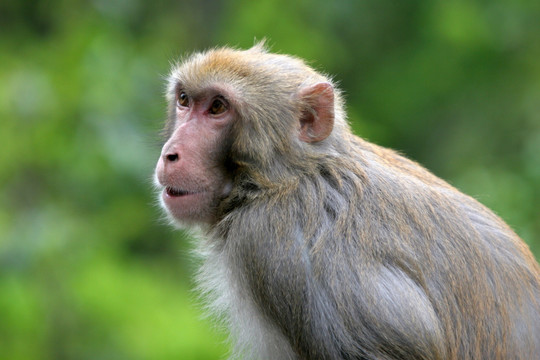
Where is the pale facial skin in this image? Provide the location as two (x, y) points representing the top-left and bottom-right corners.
(155, 87), (234, 224)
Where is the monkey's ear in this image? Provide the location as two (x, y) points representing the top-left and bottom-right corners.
(298, 82), (335, 143)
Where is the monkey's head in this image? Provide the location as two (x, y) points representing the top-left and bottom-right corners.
(155, 43), (347, 226)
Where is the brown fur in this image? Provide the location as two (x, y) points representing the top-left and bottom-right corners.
(155, 44), (540, 360)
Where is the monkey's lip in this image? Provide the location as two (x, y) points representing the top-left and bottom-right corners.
(165, 186), (202, 197)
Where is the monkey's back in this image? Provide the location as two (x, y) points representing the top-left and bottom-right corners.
(341, 136), (540, 359)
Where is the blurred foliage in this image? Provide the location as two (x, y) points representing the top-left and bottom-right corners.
(1, 0), (539, 359)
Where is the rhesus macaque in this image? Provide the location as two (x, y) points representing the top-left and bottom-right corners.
(154, 44), (540, 360)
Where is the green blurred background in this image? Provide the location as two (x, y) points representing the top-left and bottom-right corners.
(1, 0), (539, 359)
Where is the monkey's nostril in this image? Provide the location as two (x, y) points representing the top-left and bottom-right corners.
(166, 153), (179, 162)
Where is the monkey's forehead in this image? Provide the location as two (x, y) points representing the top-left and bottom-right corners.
(168, 47), (324, 93)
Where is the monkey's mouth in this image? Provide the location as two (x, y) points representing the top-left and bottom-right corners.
(165, 186), (198, 197)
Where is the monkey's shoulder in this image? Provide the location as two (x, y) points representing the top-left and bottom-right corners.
(350, 137), (447, 187)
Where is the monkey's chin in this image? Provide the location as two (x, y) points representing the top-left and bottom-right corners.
(160, 188), (214, 225)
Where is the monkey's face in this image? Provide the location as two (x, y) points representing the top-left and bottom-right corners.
(154, 86), (234, 225)
(156, 47), (337, 225)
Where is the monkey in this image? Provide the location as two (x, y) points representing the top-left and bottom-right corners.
(154, 43), (540, 360)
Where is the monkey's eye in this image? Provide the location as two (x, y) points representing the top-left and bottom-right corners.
(177, 92), (189, 107)
(209, 98), (228, 115)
